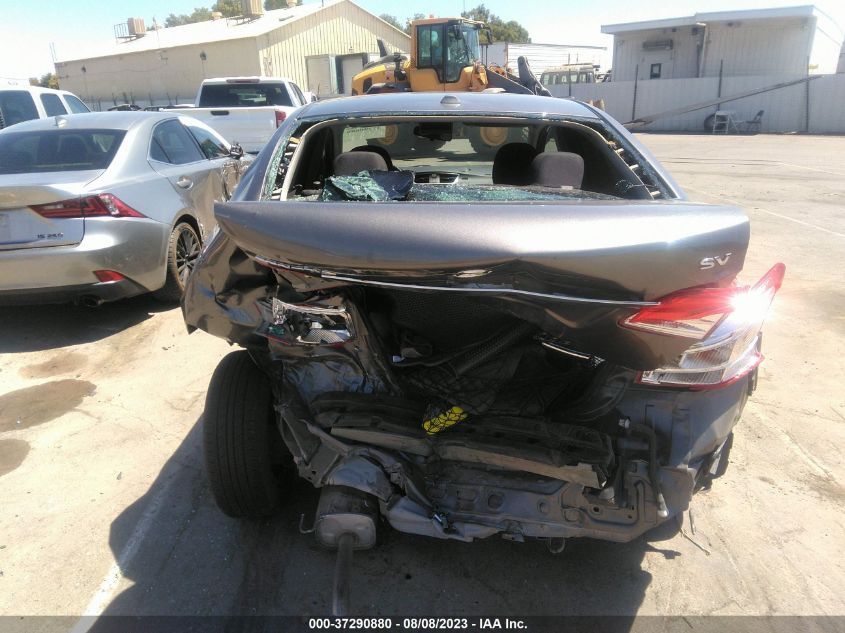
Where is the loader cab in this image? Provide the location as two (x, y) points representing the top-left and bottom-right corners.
(411, 18), (483, 90)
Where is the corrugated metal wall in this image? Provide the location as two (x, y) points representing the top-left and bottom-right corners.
(551, 73), (845, 133)
(259, 1), (409, 95)
(701, 19), (815, 77)
(57, 38), (262, 108)
(486, 43), (605, 75)
(56, 0), (409, 108)
(611, 26), (700, 81)
(611, 17), (817, 82)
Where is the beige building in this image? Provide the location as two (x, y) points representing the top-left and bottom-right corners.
(55, 0), (409, 108)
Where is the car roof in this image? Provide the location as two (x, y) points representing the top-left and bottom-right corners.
(0, 111), (179, 133)
(299, 92), (600, 120)
(542, 64), (595, 72)
(203, 76), (295, 84)
(0, 82), (75, 97)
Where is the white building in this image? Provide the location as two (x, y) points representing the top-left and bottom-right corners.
(484, 42), (607, 75)
(602, 5), (843, 82)
(55, 0), (409, 108)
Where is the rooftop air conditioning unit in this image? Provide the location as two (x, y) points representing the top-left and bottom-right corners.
(642, 39), (673, 51)
(241, 0), (264, 17)
(127, 17), (146, 36)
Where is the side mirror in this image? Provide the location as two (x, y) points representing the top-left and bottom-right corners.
(229, 143), (244, 160)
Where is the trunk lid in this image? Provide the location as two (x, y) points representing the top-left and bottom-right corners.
(204, 199), (750, 369)
(0, 170), (102, 251)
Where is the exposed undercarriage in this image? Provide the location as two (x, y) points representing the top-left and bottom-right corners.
(191, 233), (748, 546)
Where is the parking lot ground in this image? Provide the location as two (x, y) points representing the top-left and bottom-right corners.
(0, 134), (843, 621)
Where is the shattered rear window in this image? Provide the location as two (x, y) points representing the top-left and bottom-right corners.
(317, 173), (619, 202)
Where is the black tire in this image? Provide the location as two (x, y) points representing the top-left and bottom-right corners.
(703, 114), (716, 132)
(203, 351), (288, 518)
(153, 221), (201, 303)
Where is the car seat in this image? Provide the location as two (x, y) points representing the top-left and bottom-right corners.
(350, 145), (394, 171)
(333, 150), (389, 176)
(530, 152), (584, 189)
(492, 143), (539, 185)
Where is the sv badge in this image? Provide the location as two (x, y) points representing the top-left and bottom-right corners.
(700, 253), (732, 270)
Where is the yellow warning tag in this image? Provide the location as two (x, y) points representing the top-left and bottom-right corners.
(423, 406), (468, 435)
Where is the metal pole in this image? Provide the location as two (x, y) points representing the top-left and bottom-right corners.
(332, 533), (354, 617)
(716, 59), (723, 109)
(631, 64), (639, 121)
(805, 56), (810, 133)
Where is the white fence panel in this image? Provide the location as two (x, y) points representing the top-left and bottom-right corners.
(719, 74), (806, 133)
(549, 81), (634, 124)
(809, 74), (845, 133)
(553, 73), (845, 134)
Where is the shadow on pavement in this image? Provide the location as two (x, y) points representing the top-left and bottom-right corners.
(0, 295), (175, 353)
(87, 415), (682, 623)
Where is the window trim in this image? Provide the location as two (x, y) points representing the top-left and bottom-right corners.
(416, 23), (446, 83)
(290, 82), (306, 106)
(63, 94), (91, 114)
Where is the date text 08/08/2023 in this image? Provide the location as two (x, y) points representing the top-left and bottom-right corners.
(307, 618), (529, 630)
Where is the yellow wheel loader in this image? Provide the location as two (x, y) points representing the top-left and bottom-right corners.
(351, 17), (552, 154)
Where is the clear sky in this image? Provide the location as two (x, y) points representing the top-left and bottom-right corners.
(1, 0), (842, 80)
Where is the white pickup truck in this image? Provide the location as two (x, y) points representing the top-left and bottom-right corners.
(184, 77), (311, 153)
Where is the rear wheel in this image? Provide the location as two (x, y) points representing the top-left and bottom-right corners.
(203, 351), (289, 518)
(468, 126), (527, 155)
(153, 221), (201, 302)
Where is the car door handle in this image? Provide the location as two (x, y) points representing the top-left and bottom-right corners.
(176, 177), (193, 189)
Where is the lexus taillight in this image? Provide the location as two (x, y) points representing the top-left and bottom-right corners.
(624, 263), (786, 389)
(275, 110), (286, 127)
(30, 194), (145, 219)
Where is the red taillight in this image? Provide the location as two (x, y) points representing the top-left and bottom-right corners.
(623, 264), (786, 340)
(275, 110), (286, 127)
(30, 194), (145, 219)
(93, 270), (126, 283)
(623, 286), (735, 340)
(629, 264), (786, 389)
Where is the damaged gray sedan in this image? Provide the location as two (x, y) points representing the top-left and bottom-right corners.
(183, 93), (784, 559)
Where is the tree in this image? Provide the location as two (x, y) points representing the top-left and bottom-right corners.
(29, 73), (59, 89)
(461, 4), (530, 44)
(213, 0), (241, 16)
(379, 14), (403, 31)
(164, 7), (212, 27)
(406, 13), (426, 35)
(265, 0), (302, 8)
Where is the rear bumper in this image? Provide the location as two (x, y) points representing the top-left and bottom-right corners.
(0, 217), (169, 304)
(0, 278), (149, 305)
